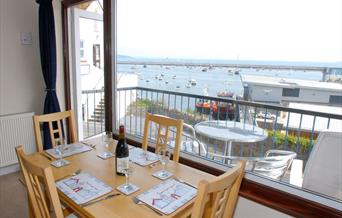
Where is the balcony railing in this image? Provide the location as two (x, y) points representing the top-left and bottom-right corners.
(82, 86), (342, 181)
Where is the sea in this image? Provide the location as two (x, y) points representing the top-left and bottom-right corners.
(117, 57), (341, 98)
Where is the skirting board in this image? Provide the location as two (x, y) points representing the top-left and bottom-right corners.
(0, 164), (19, 176)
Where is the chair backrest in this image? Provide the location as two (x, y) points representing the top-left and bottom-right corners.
(142, 113), (183, 162)
(33, 110), (77, 152)
(15, 146), (64, 218)
(303, 130), (342, 200)
(192, 160), (246, 218)
(252, 150), (297, 180)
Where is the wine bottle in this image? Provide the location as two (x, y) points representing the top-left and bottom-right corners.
(115, 125), (129, 176)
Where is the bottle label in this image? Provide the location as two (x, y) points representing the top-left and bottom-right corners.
(116, 157), (129, 173)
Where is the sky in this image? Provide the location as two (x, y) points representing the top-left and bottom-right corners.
(117, 0), (342, 63)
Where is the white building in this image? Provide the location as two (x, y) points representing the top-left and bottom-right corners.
(285, 103), (342, 133)
(241, 75), (342, 106)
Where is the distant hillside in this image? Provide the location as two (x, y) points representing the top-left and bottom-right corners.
(117, 54), (134, 60)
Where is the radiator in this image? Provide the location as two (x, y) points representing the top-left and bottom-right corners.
(0, 112), (36, 167)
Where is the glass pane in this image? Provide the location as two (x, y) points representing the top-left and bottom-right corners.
(71, 1), (104, 139)
(116, 0), (342, 203)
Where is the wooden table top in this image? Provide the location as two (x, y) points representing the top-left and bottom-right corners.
(29, 137), (215, 218)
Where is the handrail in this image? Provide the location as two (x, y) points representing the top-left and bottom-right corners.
(81, 86), (342, 120)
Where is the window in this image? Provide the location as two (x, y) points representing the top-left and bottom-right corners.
(80, 39), (85, 59)
(114, 0), (342, 212)
(93, 44), (101, 68)
(329, 95), (342, 105)
(282, 88), (300, 97)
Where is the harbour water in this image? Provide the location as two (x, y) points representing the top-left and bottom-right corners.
(118, 61), (323, 98)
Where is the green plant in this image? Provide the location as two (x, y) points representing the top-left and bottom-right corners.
(267, 130), (314, 152)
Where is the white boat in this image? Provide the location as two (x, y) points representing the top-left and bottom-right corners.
(172, 75), (176, 79)
(186, 83), (191, 88)
(189, 79), (197, 85)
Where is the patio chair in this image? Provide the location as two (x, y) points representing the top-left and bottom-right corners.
(251, 150), (297, 180)
(169, 123), (207, 156)
(213, 149), (296, 180)
(302, 130), (342, 200)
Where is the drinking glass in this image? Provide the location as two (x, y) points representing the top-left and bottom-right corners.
(122, 160), (134, 191)
(158, 149), (171, 177)
(102, 131), (112, 148)
(54, 138), (68, 167)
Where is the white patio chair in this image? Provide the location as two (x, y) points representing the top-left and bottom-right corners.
(169, 123), (207, 156)
(251, 150), (297, 180)
(213, 149), (297, 180)
(302, 130), (342, 200)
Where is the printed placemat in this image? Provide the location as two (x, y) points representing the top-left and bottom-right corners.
(136, 179), (197, 215)
(45, 143), (92, 159)
(129, 147), (159, 166)
(56, 172), (113, 205)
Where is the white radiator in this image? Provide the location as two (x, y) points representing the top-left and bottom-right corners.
(0, 112), (36, 167)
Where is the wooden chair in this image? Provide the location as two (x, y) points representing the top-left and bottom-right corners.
(33, 110), (77, 152)
(15, 145), (64, 218)
(192, 160), (246, 218)
(142, 113), (183, 162)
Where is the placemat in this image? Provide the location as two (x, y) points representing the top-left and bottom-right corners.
(56, 172), (113, 205)
(136, 179), (197, 215)
(45, 143), (92, 159)
(129, 147), (159, 166)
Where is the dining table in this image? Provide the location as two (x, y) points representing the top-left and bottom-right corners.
(28, 136), (215, 218)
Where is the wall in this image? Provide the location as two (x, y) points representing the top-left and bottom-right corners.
(0, 0), (64, 116)
(234, 197), (292, 218)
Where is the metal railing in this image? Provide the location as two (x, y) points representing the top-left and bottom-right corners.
(82, 86), (342, 168)
(116, 87), (341, 165)
(81, 89), (105, 138)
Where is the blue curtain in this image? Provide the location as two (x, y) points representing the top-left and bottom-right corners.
(37, 0), (61, 150)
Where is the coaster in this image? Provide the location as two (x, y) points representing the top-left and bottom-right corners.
(97, 152), (114, 160)
(116, 183), (140, 195)
(152, 170), (173, 180)
(51, 159), (70, 168)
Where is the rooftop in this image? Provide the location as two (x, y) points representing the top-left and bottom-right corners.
(285, 103), (342, 132)
(241, 75), (342, 92)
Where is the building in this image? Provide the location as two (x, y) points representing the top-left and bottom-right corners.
(242, 75), (342, 106)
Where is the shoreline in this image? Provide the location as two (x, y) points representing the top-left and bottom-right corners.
(117, 60), (333, 72)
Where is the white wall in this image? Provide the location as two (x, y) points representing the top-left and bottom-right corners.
(249, 85), (282, 103)
(234, 197), (293, 218)
(0, 0), (64, 116)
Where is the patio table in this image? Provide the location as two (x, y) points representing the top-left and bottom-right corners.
(194, 120), (268, 163)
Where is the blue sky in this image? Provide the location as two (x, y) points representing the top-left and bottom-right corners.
(117, 0), (342, 62)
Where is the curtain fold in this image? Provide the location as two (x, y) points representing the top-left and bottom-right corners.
(37, 0), (61, 150)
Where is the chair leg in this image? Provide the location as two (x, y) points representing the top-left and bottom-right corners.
(28, 195), (34, 218)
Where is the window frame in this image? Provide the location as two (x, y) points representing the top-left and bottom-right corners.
(61, 0), (342, 217)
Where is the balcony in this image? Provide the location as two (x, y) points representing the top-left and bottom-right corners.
(81, 86), (342, 212)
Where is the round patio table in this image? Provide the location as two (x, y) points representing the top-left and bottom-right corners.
(194, 120), (268, 163)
